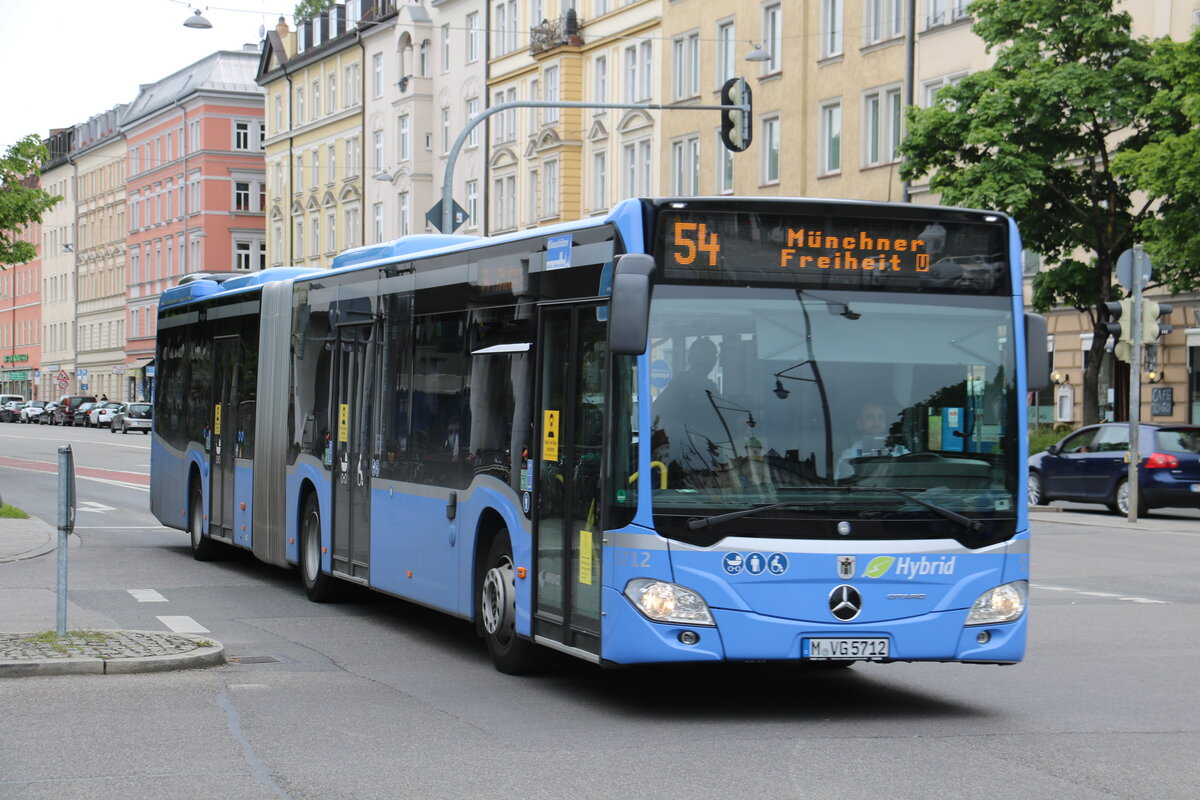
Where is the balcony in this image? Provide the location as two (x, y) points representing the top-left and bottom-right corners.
(530, 12), (583, 55)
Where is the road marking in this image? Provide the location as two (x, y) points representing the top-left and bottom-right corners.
(157, 615), (209, 633)
(1032, 583), (1171, 604)
(128, 589), (168, 603)
(78, 501), (117, 513)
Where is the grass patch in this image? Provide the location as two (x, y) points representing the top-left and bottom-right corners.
(0, 504), (30, 519)
(25, 630), (113, 644)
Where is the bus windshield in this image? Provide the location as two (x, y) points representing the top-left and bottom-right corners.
(646, 285), (1018, 542)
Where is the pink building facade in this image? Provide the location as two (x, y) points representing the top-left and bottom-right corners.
(120, 48), (265, 398)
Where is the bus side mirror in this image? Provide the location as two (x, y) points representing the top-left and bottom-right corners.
(609, 253), (656, 356)
(1025, 313), (1049, 392)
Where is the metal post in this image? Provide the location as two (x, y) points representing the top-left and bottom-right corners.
(440, 98), (750, 234)
(56, 444), (76, 637)
(1126, 246), (1144, 523)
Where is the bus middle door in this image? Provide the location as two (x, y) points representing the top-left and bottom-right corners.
(208, 335), (239, 543)
(332, 321), (376, 584)
(533, 303), (605, 658)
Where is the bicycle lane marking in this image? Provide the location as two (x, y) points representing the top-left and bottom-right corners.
(0, 455), (149, 487)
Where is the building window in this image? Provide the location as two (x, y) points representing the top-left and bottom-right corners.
(399, 192), (410, 236)
(717, 21), (736, 85)
(235, 241), (253, 271)
(467, 99), (480, 147)
(345, 136), (360, 177)
(328, 73), (337, 113)
(863, 84), (903, 166)
(592, 151), (607, 211)
(820, 100), (842, 175)
(373, 202), (384, 243)
(344, 63), (360, 107)
(234, 121), (251, 150)
(763, 3), (782, 73)
(373, 130), (384, 172)
(466, 12), (480, 62)
(867, 0), (904, 42)
(822, 0), (843, 57)
(327, 144), (336, 185)
(441, 24), (451, 72)
(923, 71), (966, 107)
(311, 215), (319, 256)
(493, 174), (516, 229)
(466, 179), (478, 228)
(594, 55), (607, 111)
(670, 135), (701, 196)
(235, 181), (251, 211)
(543, 159), (559, 217)
(761, 117), (780, 184)
(442, 107), (451, 153)
(295, 220), (304, 258)
(622, 139), (653, 198)
(296, 89), (305, 124)
(399, 115), (410, 161)
(544, 66), (560, 124)
(716, 131), (734, 193)
(312, 80), (320, 120)
(373, 53), (384, 98)
(928, 0), (969, 28)
(672, 31), (700, 100)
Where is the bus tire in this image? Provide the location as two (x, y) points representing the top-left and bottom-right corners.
(479, 533), (540, 675)
(189, 482), (220, 561)
(301, 495), (338, 602)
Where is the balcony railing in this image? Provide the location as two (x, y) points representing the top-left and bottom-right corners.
(530, 13), (583, 55)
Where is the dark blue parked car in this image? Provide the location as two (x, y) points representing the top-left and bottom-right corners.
(1029, 423), (1200, 515)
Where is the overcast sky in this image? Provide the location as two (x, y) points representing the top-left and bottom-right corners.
(0, 0), (290, 152)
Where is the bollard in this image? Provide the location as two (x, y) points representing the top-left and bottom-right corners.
(57, 445), (77, 638)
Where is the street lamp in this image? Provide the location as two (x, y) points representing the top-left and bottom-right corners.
(184, 8), (213, 29)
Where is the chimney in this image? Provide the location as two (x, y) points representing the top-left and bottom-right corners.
(276, 15), (290, 38)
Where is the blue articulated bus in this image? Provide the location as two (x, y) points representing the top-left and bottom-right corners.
(151, 197), (1049, 673)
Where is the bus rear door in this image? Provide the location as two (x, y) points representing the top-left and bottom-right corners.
(331, 321), (376, 583)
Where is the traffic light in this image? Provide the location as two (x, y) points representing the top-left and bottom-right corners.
(1141, 300), (1173, 342)
(1103, 297), (1133, 363)
(720, 77), (753, 153)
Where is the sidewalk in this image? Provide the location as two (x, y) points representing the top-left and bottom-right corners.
(0, 515), (224, 677)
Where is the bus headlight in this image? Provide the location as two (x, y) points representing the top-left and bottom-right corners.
(624, 579), (715, 626)
(965, 581), (1028, 626)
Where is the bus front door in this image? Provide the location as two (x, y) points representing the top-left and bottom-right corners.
(332, 322), (375, 583)
(208, 335), (239, 543)
(534, 304), (605, 657)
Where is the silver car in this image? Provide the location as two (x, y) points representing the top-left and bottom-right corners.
(111, 401), (153, 434)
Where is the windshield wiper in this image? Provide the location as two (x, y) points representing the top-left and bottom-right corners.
(782, 486), (986, 533)
(686, 499), (900, 531)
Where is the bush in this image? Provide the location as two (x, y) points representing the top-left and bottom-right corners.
(1028, 424), (1068, 455)
(0, 503), (30, 519)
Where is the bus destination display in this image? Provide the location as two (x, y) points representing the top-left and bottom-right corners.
(659, 209), (1009, 294)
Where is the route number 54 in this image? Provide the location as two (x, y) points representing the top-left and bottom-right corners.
(673, 222), (720, 267)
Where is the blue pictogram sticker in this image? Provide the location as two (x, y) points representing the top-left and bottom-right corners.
(745, 552), (767, 575)
(722, 552), (745, 574)
(767, 552), (789, 575)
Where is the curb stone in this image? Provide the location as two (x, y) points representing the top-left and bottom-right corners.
(0, 631), (225, 677)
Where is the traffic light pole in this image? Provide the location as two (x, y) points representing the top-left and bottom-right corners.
(438, 93), (751, 234)
(1126, 245), (1145, 522)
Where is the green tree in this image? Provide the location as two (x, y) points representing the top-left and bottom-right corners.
(899, 0), (1162, 425)
(1, 135), (61, 270)
(1113, 29), (1200, 294)
(293, 0), (334, 23)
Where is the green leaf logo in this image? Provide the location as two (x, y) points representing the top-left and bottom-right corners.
(864, 556), (895, 578)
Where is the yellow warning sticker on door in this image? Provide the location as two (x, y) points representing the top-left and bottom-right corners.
(213, 404), (222, 435)
(542, 409), (560, 461)
(578, 529), (593, 585)
(338, 404), (350, 442)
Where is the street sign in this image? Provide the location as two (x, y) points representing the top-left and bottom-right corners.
(426, 198), (470, 233)
(56, 369), (69, 390)
(1116, 248), (1152, 289)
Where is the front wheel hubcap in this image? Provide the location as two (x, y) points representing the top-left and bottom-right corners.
(481, 557), (515, 640)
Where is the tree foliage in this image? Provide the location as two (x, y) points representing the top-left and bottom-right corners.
(1, 135), (61, 270)
(293, 0), (335, 23)
(898, 0), (1183, 424)
(1113, 29), (1200, 294)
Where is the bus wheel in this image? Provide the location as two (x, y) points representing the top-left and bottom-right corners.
(479, 533), (540, 674)
(301, 495), (338, 602)
(189, 483), (219, 561)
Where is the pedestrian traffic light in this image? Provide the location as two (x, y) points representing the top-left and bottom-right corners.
(1141, 300), (1173, 342)
(1103, 297), (1133, 363)
(720, 77), (753, 153)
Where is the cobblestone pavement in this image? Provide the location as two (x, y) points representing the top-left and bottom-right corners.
(0, 630), (206, 661)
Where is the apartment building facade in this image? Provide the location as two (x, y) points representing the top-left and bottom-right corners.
(122, 48), (266, 399)
(35, 129), (76, 402)
(1, 179), (40, 400)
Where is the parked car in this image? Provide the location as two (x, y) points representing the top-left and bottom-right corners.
(0, 393), (23, 410)
(111, 401), (153, 434)
(53, 395), (97, 426)
(87, 401), (124, 428)
(1029, 423), (1200, 516)
(19, 400), (47, 423)
(0, 400), (21, 423)
(71, 402), (98, 426)
(37, 402), (58, 424)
